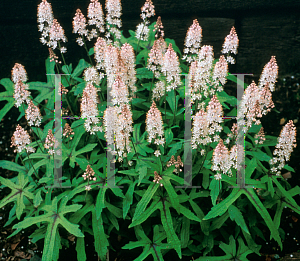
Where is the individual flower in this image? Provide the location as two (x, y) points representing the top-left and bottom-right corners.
(63, 123), (74, 139)
(269, 120), (297, 175)
(76, 37), (84, 46)
(11, 125), (35, 154)
(153, 171), (163, 186)
(183, 19), (202, 63)
(73, 9), (88, 37)
(221, 26), (239, 64)
(25, 101), (42, 127)
(37, 0), (54, 46)
(12, 63), (28, 83)
(13, 81), (31, 108)
(146, 101), (165, 146)
(140, 0), (155, 21)
(161, 44), (181, 91)
(80, 83), (101, 134)
(135, 23), (150, 41)
(44, 129), (58, 155)
(88, 0), (105, 33)
(258, 56), (278, 92)
(49, 19), (67, 51)
(105, 0), (122, 39)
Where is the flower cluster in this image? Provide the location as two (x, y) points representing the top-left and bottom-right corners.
(136, 23), (150, 42)
(183, 19), (202, 63)
(12, 63), (31, 108)
(258, 56), (278, 92)
(11, 125), (35, 154)
(83, 165), (97, 191)
(221, 26), (239, 64)
(148, 36), (167, 79)
(25, 101), (42, 127)
(80, 83), (102, 134)
(83, 165), (97, 181)
(153, 171), (163, 186)
(49, 19), (67, 52)
(167, 156), (184, 173)
(154, 16), (164, 38)
(88, 0), (105, 33)
(237, 81), (275, 132)
(73, 9), (88, 37)
(211, 139), (239, 179)
(269, 120), (297, 175)
(63, 123), (74, 139)
(191, 95), (223, 150)
(37, 0), (54, 46)
(44, 129), (58, 155)
(254, 127), (266, 145)
(161, 44), (181, 91)
(105, 0), (122, 40)
(103, 104), (133, 161)
(146, 101), (165, 156)
(141, 0), (155, 21)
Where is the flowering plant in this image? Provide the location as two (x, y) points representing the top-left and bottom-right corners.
(0, 0), (299, 260)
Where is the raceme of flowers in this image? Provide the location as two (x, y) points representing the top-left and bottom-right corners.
(11, 125), (35, 154)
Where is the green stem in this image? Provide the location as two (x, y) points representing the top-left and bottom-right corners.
(25, 150), (40, 180)
(164, 83), (167, 123)
(149, 73), (155, 102)
(96, 133), (105, 152)
(131, 139), (139, 160)
(82, 35), (94, 65)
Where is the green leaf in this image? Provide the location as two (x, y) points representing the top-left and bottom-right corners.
(159, 200), (182, 258)
(210, 178), (221, 206)
(132, 182), (159, 222)
(204, 188), (242, 220)
(242, 188), (283, 250)
(33, 190), (43, 208)
(96, 187), (107, 219)
(0, 160), (27, 174)
(13, 197), (84, 261)
(0, 173), (34, 219)
(76, 237), (87, 261)
(161, 176), (180, 213)
(0, 78), (15, 122)
(92, 209), (109, 261)
(228, 205), (250, 234)
(72, 59), (90, 78)
(129, 198), (161, 228)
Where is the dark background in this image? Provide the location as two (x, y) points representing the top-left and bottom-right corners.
(0, 0), (300, 80)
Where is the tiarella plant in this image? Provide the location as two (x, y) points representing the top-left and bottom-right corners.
(0, 0), (299, 260)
